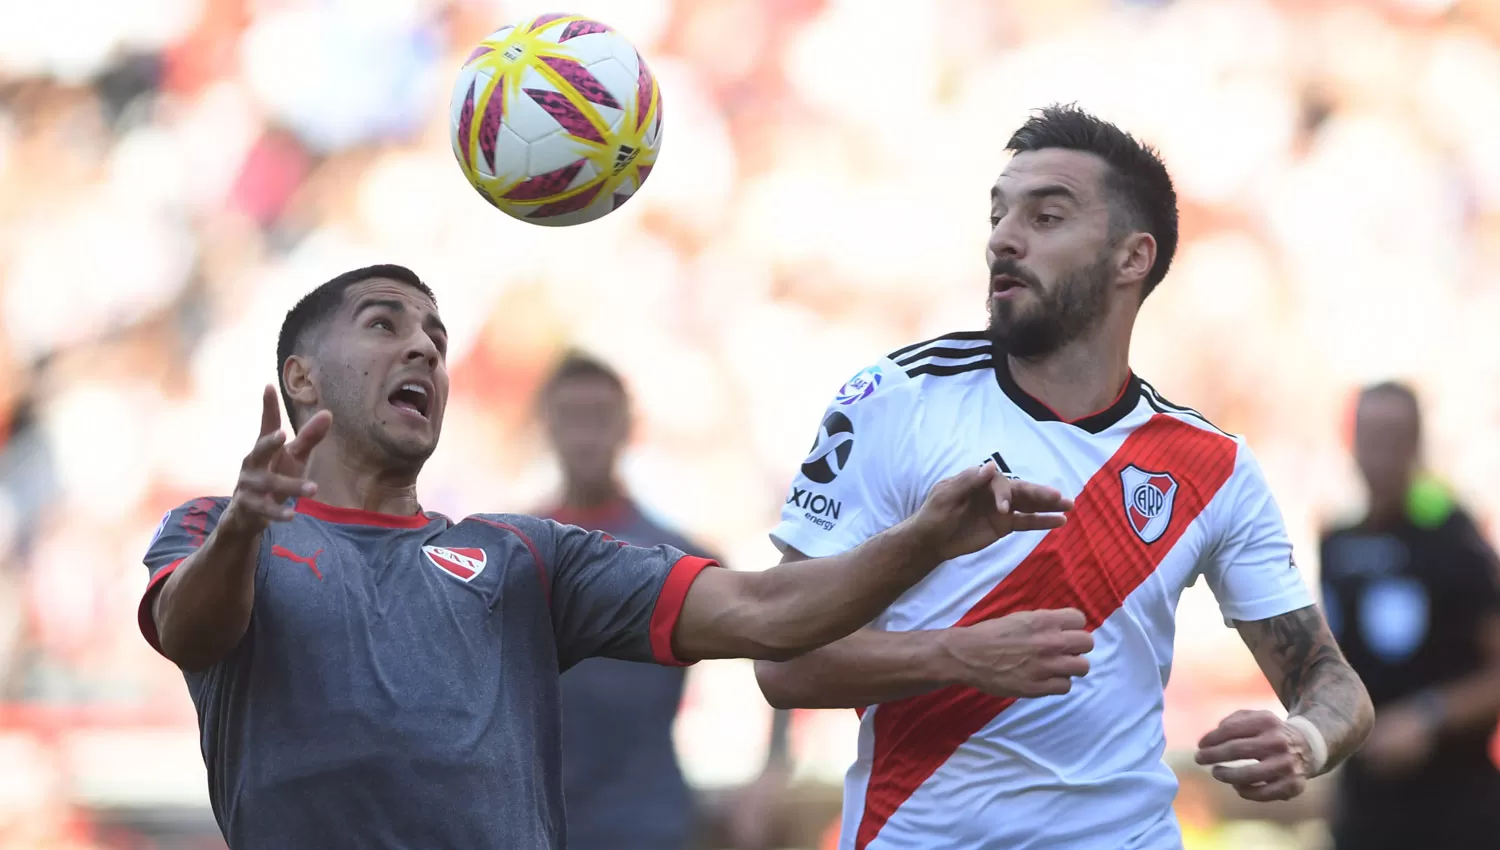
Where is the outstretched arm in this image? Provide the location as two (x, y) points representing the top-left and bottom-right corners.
(670, 465), (1072, 663)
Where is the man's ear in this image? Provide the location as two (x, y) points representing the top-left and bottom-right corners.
(283, 354), (318, 414)
(1115, 231), (1156, 291)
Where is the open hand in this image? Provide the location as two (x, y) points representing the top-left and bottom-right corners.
(218, 385), (332, 538)
(943, 608), (1094, 697)
(1194, 710), (1314, 802)
(911, 463), (1073, 562)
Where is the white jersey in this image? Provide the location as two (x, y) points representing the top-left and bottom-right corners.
(771, 333), (1313, 850)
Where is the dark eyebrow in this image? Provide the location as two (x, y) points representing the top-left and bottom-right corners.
(990, 184), (1081, 207)
(355, 297), (448, 338)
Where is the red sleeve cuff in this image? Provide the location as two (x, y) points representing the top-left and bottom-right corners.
(649, 556), (717, 666)
(138, 560), (184, 658)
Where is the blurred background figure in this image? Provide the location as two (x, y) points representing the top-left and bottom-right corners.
(1320, 382), (1500, 850)
(536, 351), (788, 850)
(0, 0), (1498, 847)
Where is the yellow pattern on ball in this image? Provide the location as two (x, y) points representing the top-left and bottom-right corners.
(449, 13), (663, 226)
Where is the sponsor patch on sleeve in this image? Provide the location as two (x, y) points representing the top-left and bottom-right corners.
(834, 365), (883, 406)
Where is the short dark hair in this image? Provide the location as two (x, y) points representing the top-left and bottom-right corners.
(1359, 380), (1422, 434)
(1006, 104), (1179, 299)
(539, 350), (627, 401)
(275, 264), (435, 430)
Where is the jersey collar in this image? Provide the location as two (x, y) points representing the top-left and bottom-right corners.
(295, 498), (431, 529)
(993, 355), (1141, 434)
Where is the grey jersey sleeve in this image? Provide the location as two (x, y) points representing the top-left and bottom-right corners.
(138, 497), (230, 655)
(509, 516), (719, 670)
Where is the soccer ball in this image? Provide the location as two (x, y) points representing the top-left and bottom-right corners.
(449, 14), (663, 227)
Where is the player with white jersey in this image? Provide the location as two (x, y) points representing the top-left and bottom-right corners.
(756, 105), (1375, 850)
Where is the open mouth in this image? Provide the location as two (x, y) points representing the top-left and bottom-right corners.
(991, 274), (1027, 295)
(388, 382), (432, 420)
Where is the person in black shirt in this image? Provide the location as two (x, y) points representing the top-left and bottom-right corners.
(1321, 381), (1500, 849)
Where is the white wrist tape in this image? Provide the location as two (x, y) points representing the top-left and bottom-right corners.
(1286, 715), (1328, 776)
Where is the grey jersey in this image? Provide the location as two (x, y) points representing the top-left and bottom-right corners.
(138, 497), (715, 850)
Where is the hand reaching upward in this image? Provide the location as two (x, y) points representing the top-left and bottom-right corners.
(218, 385), (333, 538)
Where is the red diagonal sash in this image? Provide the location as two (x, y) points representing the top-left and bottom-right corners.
(855, 415), (1237, 848)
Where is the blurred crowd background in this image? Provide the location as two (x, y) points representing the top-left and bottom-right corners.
(0, 0), (1498, 847)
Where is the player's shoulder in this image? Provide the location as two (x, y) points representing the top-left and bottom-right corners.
(1132, 378), (1276, 501)
(462, 509), (558, 536)
(1136, 378), (1243, 446)
(458, 512), (559, 544)
(828, 331), (995, 414)
(455, 511), (632, 551)
(143, 497), (232, 560)
(165, 495), (232, 513)
(884, 330), (994, 380)
(882, 332), (1000, 415)
(150, 496), (230, 536)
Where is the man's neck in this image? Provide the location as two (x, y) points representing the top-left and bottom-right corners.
(561, 480), (625, 511)
(303, 441), (422, 517)
(1007, 335), (1133, 423)
(1364, 492), (1410, 530)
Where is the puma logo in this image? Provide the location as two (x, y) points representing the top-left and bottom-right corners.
(272, 545), (325, 580)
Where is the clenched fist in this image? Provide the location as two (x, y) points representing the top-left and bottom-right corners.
(1195, 709), (1316, 802)
(942, 608), (1094, 697)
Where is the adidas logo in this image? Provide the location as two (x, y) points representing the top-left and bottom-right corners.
(613, 144), (639, 174)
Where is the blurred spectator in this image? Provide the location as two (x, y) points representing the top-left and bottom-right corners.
(536, 351), (789, 850)
(1320, 382), (1500, 849)
(0, 1), (1492, 845)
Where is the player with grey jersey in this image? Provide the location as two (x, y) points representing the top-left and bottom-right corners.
(138, 264), (1085, 850)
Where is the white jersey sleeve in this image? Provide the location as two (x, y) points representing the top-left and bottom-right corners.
(1200, 444), (1315, 623)
(770, 361), (920, 559)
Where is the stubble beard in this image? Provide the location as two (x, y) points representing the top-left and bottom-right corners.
(987, 253), (1114, 359)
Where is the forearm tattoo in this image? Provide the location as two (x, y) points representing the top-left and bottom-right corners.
(1235, 605), (1373, 768)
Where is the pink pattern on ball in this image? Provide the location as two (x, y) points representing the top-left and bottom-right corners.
(523, 89), (605, 144)
(476, 77), (506, 173)
(503, 159), (585, 201)
(633, 50), (656, 131)
(456, 79), (476, 171)
(540, 56), (620, 110)
(559, 20), (612, 41)
(529, 180), (605, 218)
(464, 45), (493, 65)
(528, 13), (570, 32)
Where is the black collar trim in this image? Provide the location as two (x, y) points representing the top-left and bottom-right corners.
(993, 355), (1141, 434)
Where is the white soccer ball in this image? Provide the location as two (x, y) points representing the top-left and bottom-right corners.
(449, 13), (664, 227)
